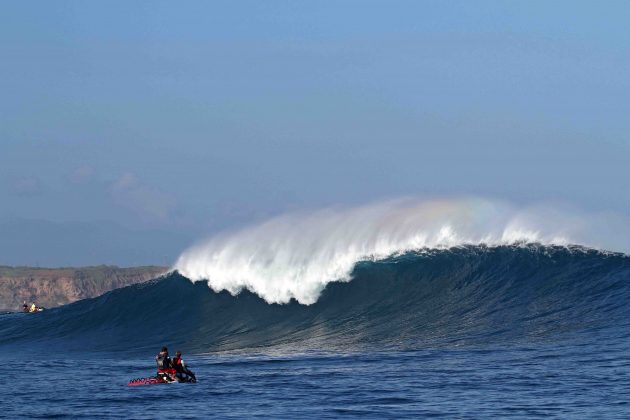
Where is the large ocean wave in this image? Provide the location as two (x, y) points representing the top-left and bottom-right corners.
(1, 245), (628, 354)
(176, 198), (630, 304)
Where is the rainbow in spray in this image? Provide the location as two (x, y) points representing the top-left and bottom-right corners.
(175, 198), (630, 304)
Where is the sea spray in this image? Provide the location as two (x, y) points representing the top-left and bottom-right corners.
(175, 198), (630, 304)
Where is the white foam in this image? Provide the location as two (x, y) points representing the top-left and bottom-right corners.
(175, 198), (629, 305)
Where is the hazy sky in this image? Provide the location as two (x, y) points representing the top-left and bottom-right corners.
(1, 1), (629, 265)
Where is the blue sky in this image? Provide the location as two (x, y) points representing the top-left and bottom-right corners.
(1, 1), (629, 265)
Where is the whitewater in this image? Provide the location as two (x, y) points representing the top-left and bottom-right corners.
(176, 197), (630, 304)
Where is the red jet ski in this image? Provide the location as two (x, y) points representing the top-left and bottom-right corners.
(128, 373), (196, 386)
(128, 376), (170, 386)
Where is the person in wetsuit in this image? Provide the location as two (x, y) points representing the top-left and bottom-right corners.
(22, 301), (29, 312)
(155, 346), (177, 382)
(172, 351), (196, 383)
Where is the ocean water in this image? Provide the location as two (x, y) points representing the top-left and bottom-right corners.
(1, 245), (629, 418)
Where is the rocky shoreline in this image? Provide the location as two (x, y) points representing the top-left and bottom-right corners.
(0, 265), (168, 311)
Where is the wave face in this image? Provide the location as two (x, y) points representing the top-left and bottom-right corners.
(1, 245), (628, 354)
(175, 198), (630, 304)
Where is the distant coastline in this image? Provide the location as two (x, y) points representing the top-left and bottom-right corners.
(0, 265), (168, 311)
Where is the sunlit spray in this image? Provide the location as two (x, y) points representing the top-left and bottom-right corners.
(175, 198), (630, 304)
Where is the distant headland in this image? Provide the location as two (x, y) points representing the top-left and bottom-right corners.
(0, 265), (168, 311)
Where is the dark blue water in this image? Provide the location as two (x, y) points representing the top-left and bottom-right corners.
(1, 245), (629, 418)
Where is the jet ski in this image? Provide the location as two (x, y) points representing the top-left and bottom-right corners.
(128, 376), (170, 386)
(128, 373), (196, 386)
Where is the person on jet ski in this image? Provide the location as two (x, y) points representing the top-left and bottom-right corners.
(155, 347), (177, 382)
(172, 351), (196, 383)
(22, 301), (28, 312)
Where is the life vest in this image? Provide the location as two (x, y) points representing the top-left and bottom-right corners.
(172, 356), (183, 372)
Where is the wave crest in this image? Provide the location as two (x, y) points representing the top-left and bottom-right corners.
(175, 198), (629, 304)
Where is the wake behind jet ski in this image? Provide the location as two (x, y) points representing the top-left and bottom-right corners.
(128, 347), (196, 387)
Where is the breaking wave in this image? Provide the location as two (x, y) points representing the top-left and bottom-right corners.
(2, 199), (628, 355)
(175, 198), (630, 304)
(1, 245), (628, 355)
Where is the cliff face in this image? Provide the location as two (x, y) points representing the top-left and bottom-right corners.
(0, 265), (168, 311)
